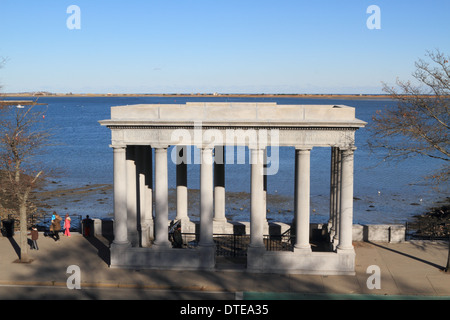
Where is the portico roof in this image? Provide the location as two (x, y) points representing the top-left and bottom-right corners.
(99, 102), (367, 128)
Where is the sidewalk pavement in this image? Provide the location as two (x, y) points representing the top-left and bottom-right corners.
(0, 232), (449, 299)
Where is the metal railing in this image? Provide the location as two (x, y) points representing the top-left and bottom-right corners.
(264, 233), (295, 252)
(31, 214), (83, 232)
(173, 232), (295, 256)
(215, 234), (250, 257)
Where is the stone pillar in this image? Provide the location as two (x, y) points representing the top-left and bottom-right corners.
(263, 148), (268, 228)
(199, 147), (214, 247)
(112, 146), (129, 246)
(337, 147), (355, 252)
(141, 146), (153, 247)
(294, 148), (312, 253)
(153, 146), (170, 248)
(176, 146), (189, 223)
(249, 148), (265, 249)
(329, 147), (337, 238)
(136, 146), (147, 247)
(332, 149), (342, 250)
(126, 146), (139, 247)
(146, 146), (154, 226)
(214, 146), (226, 223)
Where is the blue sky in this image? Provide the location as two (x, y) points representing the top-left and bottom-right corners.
(1, 0), (449, 94)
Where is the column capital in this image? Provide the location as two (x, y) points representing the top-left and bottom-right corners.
(110, 144), (127, 149)
(339, 146), (357, 154)
(294, 146), (313, 152)
(197, 145), (214, 151)
(153, 145), (169, 150)
(247, 145), (266, 150)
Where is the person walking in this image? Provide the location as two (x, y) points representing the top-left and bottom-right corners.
(52, 213), (62, 241)
(64, 214), (71, 237)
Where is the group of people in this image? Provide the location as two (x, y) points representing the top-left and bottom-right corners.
(48, 212), (72, 241)
(29, 213), (94, 250)
(28, 212), (72, 250)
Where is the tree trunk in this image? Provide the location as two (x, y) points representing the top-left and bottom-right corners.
(18, 190), (31, 263)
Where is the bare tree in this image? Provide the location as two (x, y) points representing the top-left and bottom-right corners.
(369, 49), (450, 272)
(0, 102), (51, 262)
(368, 49), (449, 185)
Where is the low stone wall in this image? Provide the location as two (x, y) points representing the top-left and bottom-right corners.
(92, 218), (114, 238)
(353, 224), (405, 243)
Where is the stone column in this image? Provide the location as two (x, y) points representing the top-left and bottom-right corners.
(199, 147), (214, 247)
(112, 145), (129, 246)
(263, 148), (268, 229)
(332, 149), (342, 249)
(145, 146), (153, 227)
(141, 146), (153, 247)
(329, 147), (337, 238)
(126, 146), (139, 247)
(135, 146), (147, 247)
(294, 148), (312, 253)
(176, 146), (189, 223)
(214, 146), (226, 223)
(249, 148), (265, 249)
(153, 146), (170, 248)
(337, 147), (355, 252)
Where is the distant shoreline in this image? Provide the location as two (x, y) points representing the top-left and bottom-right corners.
(2, 93), (393, 100)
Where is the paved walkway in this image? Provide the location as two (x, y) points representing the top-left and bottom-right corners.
(0, 232), (449, 299)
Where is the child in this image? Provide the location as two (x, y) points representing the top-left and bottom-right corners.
(30, 226), (39, 250)
(64, 214), (71, 237)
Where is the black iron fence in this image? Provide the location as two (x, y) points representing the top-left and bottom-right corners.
(215, 234), (250, 257)
(264, 234), (295, 252)
(175, 232), (294, 256)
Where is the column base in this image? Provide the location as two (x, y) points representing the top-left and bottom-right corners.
(248, 244), (266, 253)
(198, 242), (215, 248)
(152, 241), (171, 250)
(110, 241), (131, 267)
(247, 245), (266, 272)
(336, 245), (354, 254)
(294, 245), (312, 254)
(111, 240), (131, 248)
(140, 224), (151, 248)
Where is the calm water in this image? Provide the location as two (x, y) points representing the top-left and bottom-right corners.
(5, 96), (448, 225)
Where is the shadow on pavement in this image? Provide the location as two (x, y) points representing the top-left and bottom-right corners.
(368, 241), (447, 271)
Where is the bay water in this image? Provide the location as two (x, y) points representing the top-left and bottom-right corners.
(6, 96), (447, 225)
